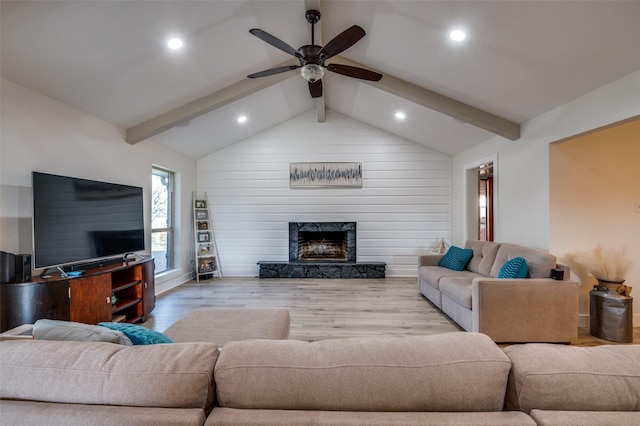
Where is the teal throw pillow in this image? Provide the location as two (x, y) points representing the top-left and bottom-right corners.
(99, 322), (173, 345)
(497, 257), (529, 279)
(438, 246), (474, 271)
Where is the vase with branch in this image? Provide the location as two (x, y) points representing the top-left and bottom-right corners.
(569, 245), (633, 296)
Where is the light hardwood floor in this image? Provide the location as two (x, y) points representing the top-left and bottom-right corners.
(142, 277), (638, 346)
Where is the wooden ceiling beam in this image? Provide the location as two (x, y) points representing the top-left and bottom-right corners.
(331, 57), (521, 140)
(126, 52), (520, 145)
(125, 61), (296, 144)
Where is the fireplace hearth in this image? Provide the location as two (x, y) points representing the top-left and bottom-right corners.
(258, 222), (385, 279)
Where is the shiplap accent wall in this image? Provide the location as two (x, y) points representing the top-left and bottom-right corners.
(197, 111), (451, 277)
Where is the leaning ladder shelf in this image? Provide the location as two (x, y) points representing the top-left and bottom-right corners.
(193, 192), (221, 281)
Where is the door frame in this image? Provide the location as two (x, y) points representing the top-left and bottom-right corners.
(463, 154), (498, 242)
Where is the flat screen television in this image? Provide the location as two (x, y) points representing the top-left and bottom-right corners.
(32, 172), (145, 270)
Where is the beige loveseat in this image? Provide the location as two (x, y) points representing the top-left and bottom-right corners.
(2, 331), (639, 426)
(418, 240), (580, 343)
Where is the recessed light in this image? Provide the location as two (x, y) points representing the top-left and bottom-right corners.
(449, 29), (466, 42)
(237, 115), (247, 123)
(167, 38), (184, 50)
(395, 112), (406, 120)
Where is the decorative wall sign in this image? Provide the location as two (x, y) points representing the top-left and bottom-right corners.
(290, 162), (362, 188)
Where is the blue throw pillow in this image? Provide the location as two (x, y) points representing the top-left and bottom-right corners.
(497, 257), (529, 279)
(438, 246), (474, 271)
(98, 322), (173, 345)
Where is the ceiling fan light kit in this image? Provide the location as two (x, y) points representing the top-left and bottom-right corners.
(300, 64), (324, 83)
(248, 9), (382, 98)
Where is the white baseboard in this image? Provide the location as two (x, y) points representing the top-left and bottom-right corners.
(154, 269), (192, 296)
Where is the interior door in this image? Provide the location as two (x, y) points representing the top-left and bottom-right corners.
(478, 164), (494, 241)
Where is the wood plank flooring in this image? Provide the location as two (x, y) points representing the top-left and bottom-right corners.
(142, 277), (638, 346)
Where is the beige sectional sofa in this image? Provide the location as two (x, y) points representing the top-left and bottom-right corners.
(1, 340), (218, 426)
(504, 343), (640, 426)
(2, 327), (640, 425)
(418, 240), (580, 343)
(209, 333), (532, 425)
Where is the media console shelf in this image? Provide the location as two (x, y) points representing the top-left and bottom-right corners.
(0, 257), (155, 333)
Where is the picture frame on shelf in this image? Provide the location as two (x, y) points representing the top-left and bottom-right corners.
(199, 244), (212, 255)
(197, 232), (210, 242)
(195, 200), (207, 209)
(197, 221), (209, 230)
(195, 210), (209, 220)
(198, 257), (217, 273)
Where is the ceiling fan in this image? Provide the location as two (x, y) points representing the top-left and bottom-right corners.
(247, 9), (382, 98)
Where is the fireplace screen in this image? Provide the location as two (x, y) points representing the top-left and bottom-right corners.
(289, 222), (356, 262)
(298, 231), (348, 261)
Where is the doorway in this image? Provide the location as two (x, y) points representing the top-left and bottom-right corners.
(464, 156), (496, 242)
(478, 164), (494, 241)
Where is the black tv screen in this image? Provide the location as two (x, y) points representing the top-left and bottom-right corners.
(32, 172), (145, 269)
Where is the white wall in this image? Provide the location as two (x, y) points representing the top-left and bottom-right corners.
(451, 70), (640, 325)
(452, 70), (640, 249)
(198, 111), (451, 277)
(0, 79), (197, 294)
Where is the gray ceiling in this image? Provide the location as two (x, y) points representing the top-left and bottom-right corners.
(2, 1), (640, 158)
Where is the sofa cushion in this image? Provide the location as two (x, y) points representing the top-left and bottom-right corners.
(215, 332), (512, 412)
(418, 266), (482, 290)
(439, 277), (474, 309)
(0, 340), (218, 411)
(0, 400), (207, 426)
(33, 319), (132, 345)
(207, 408), (536, 425)
(497, 257), (529, 279)
(438, 246), (474, 271)
(164, 307), (290, 345)
(530, 409), (640, 426)
(504, 343), (640, 413)
(465, 240), (501, 276)
(99, 322), (173, 345)
(489, 243), (556, 278)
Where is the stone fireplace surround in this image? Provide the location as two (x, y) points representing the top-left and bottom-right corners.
(258, 222), (385, 279)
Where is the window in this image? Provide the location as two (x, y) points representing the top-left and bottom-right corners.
(151, 168), (173, 273)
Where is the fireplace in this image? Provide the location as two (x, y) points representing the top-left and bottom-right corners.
(258, 222), (384, 278)
(298, 231), (348, 261)
(289, 222), (356, 262)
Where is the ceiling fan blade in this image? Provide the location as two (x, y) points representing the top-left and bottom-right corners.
(247, 65), (300, 78)
(308, 79), (323, 98)
(249, 29), (302, 58)
(318, 25), (366, 60)
(327, 63), (382, 81)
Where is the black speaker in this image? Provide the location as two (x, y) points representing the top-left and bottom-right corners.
(551, 268), (565, 281)
(0, 251), (16, 284)
(15, 254), (31, 282)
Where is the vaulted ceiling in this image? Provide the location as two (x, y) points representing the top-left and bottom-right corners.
(2, 1), (640, 158)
